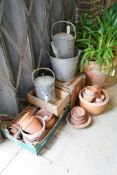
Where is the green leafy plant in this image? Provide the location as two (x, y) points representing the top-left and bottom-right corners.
(75, 7), (117, 73)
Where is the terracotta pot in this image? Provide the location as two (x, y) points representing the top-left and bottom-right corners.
(79, 89), (109, 115)
(21, 117), (45, 142)
(36, 109), (52, 122)
(70, 116), (87, 125)
(46, 116), (56, 129)
(66, 112), (92, 129)
(93, 85), (101, 97)
(23, 130), (47, 144)
(18, 112), (42, 134)
(95, 94), (105, 103)
(71, 113), (86, 122)
(85, 86), (98, 95)
(82, 91), (95, 102)
(8, 123), (20, 136)
(83, 61), (107, 87)
(71, 107), (86, 118)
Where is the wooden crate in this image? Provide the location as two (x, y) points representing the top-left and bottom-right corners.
(55, 74), (86, 107)
(2, 105), (70, 155)
(27, 88), (70, 116)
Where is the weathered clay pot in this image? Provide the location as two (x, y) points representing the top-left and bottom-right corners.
(83, 61), (107, 87)
(18, 112), (42, 134)
(21, 117), (45, 142)
(70, 116), (87, 125)
(36, 109), (53, 122)
(82, 91), (95, 102)
(66, 112), (92, 129)
(70, 106), (89, 126)
(46, 117), (56, 129)
(85, 86), (98, 95)
(79, 89), (109, 115)
(71, 107), (86, 118)
(95, 94), (105, 103)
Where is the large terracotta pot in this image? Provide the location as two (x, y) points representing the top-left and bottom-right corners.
(79, 89), (109, 115)
(83, 59), (117, 87)
(83, 61), (107, 87)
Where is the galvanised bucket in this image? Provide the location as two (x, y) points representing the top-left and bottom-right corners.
(51, 21), (76, 59)
(32, 68), (55, 102)
(50, 50), (81, 81)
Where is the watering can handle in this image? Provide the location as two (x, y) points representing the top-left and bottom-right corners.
(32, 67), (55, 83)
(51, 21), (76, 39)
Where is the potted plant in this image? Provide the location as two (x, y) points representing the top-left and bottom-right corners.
(75, 7), (117, 86)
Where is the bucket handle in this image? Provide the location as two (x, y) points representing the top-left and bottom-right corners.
(51, 21), (76, 39)
(32, 67), (55, 83)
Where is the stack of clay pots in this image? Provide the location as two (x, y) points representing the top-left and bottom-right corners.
(36, 109), (56, 129)
(66, 106), (91, 128)
(8, 107), (56, 145)
(79, 85), (109, 115)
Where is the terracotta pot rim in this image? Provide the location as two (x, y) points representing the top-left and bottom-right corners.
(79, 89), (109, 106)
(36, 109), (52, 122)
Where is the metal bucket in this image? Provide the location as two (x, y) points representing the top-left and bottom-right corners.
(51, 21), (76, 59)
(32, 68), (55, 102)
(50, 50), (81, 81)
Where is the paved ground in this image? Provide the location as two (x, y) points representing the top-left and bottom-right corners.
(0, 84), (117, 175)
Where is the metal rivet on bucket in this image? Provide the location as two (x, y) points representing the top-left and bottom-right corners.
(51, 21), (76, 59)
(32, 68), (55, 102)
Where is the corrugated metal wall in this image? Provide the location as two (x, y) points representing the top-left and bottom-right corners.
(0, 0), (76, 116)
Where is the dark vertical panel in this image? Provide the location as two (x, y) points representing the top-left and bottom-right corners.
(0, 39), (19, 116)
(2, 0), (33, 99)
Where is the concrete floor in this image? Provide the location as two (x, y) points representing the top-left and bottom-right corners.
(0, 83), (117, 175)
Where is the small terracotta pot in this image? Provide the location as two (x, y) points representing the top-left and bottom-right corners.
(79, 89), (109, 115)
(82, 91), (95, 102)
(70, 116), (87, 125)
(95, 94), (105, 103)
(85, 86), (98, 96)
(71, 107), (86, 118)
(71, 114), (86, 122)
(17, 112), (42, 134)
(46, 116), (56, 129)
(36, 109), (53, 122)
(66, 112), (92, 129)
(93, 85), (101, 97)
(21, 117), (45, 142)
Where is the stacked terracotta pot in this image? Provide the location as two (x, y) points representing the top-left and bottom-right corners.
(8, 107), (56, 144)
(66, 107), (91, 128)
(36, 109), (56, 129)
(79, 85), (109, 115)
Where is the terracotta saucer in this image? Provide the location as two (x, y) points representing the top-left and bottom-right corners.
(66, 113), (92, 129)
